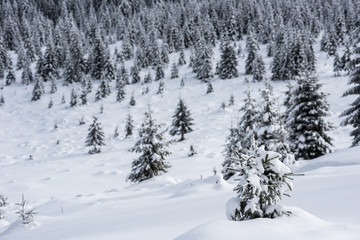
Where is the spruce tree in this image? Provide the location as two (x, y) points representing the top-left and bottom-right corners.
(95, 78), (111, 101)
(157, 81), (165, 95)
(287, 73), (333, 159)
(341, 32), (360, 146)
(226, 143), (294, 221)
(31, 77), (45, 101)
(129, 93), (136, 106)
(69, 88), (78, 107)
(144, 72), (152, 84)
(222, 124), (241, 180)
(21, 62), (33, 85)
(80, 87), (88, 105)
(116, 81), (126, 103)
(125, 113), (134, 138)
(219, 41), (238, 79)
(245, 32), (260, 75)
(171, 63), (179, 79)
(155, 63), (165, 81)
(169, 99), (194, 141)
(50, 78), (57, 94)
(178, 47), (186, 65)
(333, 52), (343, 77)
(5, 68), (16, 86)
(128, 109), (171, 183)
(85, 117), (105, 154)
(131, 65), (141, 84)
(252, 54), (266, 81)
(206, 80), (214, 94)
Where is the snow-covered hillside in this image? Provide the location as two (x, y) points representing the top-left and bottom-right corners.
(0, 38), (359, 239)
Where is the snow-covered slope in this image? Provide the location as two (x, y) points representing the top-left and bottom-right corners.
(0, 39), (359, 239)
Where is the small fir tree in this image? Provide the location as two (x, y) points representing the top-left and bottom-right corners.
(15, 194), (37, 225)
(129, 93), (136, 106)
(95, 78), (111, 101)
(228, 94), (235, 106)
(169, 98), (194, 141)
(226, 144), (294, 221)
(206, 80), (214, 94)
(171, 63), (179, 79)
(188, 145), (197, 157)
(333, 52), (343, 77)
(144, 72), (152, 84)
(85, 117), (105, 154)
(178, 47), (186, 65)
(116, 81), (126, 103)
(31, 77), (45, 101)
(114, 125), (119, 138)
(127, 109), (171, 183)
(125, 113), (134, 138)
(50, 78), (57, 94)
(222, 125), (241, 180)
(0, 95), (4, 106)
(5, 69), (16, 86)
(157, 81), (165, 95)
(61, 94), (66, 104)
(48, 98), (53, 108)
(69, 88), (78, 107)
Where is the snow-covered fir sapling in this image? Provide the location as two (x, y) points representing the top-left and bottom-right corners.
(125, 113), (134, 138)
(50, 78), (57, 94)
(129, 93), (136, 106)
(188, 145), (197, 157)
(226, 143), (297, 221)
(100, 103), (104, 114)
(206, 80), (214, 94)
(221, 101), (226, 109)
(222, 124), (241, 180)
(228, 94), (235, 106)
(0, 94), (4, 106)
(180, 78), (185, 87)
(171, 63), (179, 79)
(144, 72), (152, 84)
(85, 117), (105, 154)
(127, 108), (172, 183)
(61, 94), (66, 104)
(69, 88), (78, 107)
(48, 98), (53, 108)
(15, 194), (37, 225)
(114, 125), (119, 138)
(157, 81), (165, 95)
(169, 98), (194, 141)
(5, 68), (16, 86)
(0, 193), (7, 220)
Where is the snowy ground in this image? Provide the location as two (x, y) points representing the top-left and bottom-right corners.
(0, 38), (359, 239)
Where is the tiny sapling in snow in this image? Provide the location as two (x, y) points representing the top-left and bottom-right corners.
(15, 194), (37, 225)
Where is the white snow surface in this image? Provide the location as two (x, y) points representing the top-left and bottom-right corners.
(0, 38), (359, 239)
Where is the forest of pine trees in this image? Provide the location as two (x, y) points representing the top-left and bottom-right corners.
(0, 0), (359, 223)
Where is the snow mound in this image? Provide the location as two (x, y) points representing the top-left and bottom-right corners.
(126, 175), (179, 191)
(174, 207), (360, 240)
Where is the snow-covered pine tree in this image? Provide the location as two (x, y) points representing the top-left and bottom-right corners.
(238, 81), (260, 151)
(157, 81), (165, 95)
(188, 145), (197, 157)
(333, 52), (343, 77)
(252, 54), (266, 81)
(155, 63), (165, 81)
(245, 32), (260, 75)
(125, 112), (134, 138)
(287, 73), (333, 159)
(128, 109), (171, 183)
(116, 81), (126, 103)
(50, 78), (57, 94)
(95, 77), (111, 101)
(219, 41), (238, 79)
(178, 47), (186, 65)
(85, 117), (105, 154)
(31, 76), (45, 101)
(226, 143), (294, 221)
(15, 194), (37, 225)
(80, 87), (87, 105)
(222, 124), (241, 180)
(171, 63), (179, 79)
(21, 62), (33, 85)
(129, 93), (136, 106)
(0, 95), (4, 106)
(5, 68), (16, 86)
(341, 30), (360, 146)
(228, 94), (235, 106)
(69, 88), (78, 107)
(195, 44), (213, 81)
(206, 79), (214, 94)
(131, 65), (141, 84)
(342, 41), (353, 75)
(169, 98), (194, 141)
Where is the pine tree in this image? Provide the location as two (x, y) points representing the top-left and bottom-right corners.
(144, 72), (152, 84)
(95, 78), (111, 101)
(245, 32), (260, 75)
(222, 125), (241, 180)
(333, 52), (343, 77)
(0, 95), (4, 106)
(171, 63), (179, 79)
(342, 41), (353, 75)
(341, 32), (360, 146)
(21, 62), (33, 85)
(288, 73), (333, 159)
(129, 93), (136, 106)
(31, 77), (45, 101)
(131, 65), (141, 84)
(69, 88), (78, 107)
(155, 63), (165, 81)
(48, 98), (53, 108)
(169, 99), (194, 141)
(228, 94), (235, 106)
(206, 80), (214, 94)
(116, 81), (126, 102)
(50, 78), (57, 94)
(128, 109), (171, 183)
(178, 47), (186, 65)
(5, 68), (16, 86)
(188, 145), (197, 157)
(226, 144), (294, 221)
(238, 82), (260, 152)
(125, 113), (134, 138)
(219, 41), (238, 79)
(80, 87), (88, 105)
(85, 117), (105, 154)
(157, 81), (165, 95)
(61, 94), (66, 104)
(114, 125), (120, 138)
(15, 194), (37, 225)
(252, 54), (266, 81)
